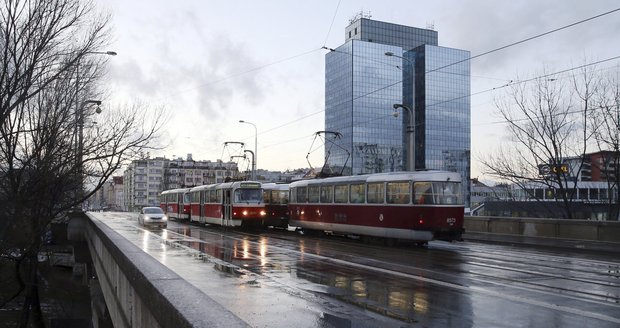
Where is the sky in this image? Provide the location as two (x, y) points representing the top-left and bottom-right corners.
(94, 0), (620, 180)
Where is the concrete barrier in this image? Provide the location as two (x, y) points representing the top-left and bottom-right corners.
(68, 212), (249, 328)
(465, 216), (620, 243)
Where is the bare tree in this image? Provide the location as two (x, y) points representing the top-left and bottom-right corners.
(589, 71), (620, 220)
(0, 1), (166, 326)
(480, 70), (593, 220)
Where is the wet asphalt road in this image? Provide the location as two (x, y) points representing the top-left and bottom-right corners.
(91, 212), (620, 328)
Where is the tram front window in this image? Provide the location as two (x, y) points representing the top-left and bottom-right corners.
(234, 189), (263, 203)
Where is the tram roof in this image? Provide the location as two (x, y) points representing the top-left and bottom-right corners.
(262, 182), (290, 191)
(188, 180), (263, 192)
(289, 171), (461, 187)
(160, 188), (191, 194)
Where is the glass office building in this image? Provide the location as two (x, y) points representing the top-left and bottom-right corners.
(325, 18), (471, 205)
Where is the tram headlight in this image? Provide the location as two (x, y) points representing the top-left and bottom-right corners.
(260, 210), (266, 216)
(242, 210), (248, 216)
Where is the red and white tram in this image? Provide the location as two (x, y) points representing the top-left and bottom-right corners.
(288, 171), (464, 242)
(188, 181), (267, 227)
(262, 183), (290, 229)
(159, 188), (191, 220)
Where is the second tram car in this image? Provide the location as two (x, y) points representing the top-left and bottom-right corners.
(262, 183), (290, 229)
(288, 171), (464, 242)
(187, 181), (267, 227)
(159, 188), (191, 220)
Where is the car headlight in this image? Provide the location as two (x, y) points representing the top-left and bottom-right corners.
(162, 215), (168, 221)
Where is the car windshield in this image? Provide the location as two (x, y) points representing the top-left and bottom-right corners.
(144, 208), (163, 214)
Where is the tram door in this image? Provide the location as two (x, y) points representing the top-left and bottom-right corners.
(223, 188), (232, 226)
(199, 191), (205, 224)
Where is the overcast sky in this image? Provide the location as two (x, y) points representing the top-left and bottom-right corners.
(95, 0), (620, 179)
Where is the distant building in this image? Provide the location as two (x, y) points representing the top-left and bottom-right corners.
(89, 176), (124, 211)
(475, 153), (619, 220)
(164, 156), (238, 189)
(564, 150), (618, 182)
(123, 154), (238, 211)
(324, 17), (471, 206)
(470, 178), (511, 209)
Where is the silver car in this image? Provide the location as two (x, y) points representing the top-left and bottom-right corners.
(138, 207), (168, 228)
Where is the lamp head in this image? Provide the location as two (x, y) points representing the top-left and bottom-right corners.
(392, 111), (400, 118)
(95, 107), (102, 114)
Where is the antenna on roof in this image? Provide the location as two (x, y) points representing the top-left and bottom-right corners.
(426, 21), (435, 30)
(348, 10), (372, 24)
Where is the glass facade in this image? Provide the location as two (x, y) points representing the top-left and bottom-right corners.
(411, 45), (471, 204)
(325, 18), (471, 206)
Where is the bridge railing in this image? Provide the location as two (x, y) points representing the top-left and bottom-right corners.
(67, 212), (249, 328)
(464, 216), (620, 243)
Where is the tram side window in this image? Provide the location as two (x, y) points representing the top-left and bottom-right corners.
(216, 190), (223, 203)
(308, 185), (320, 203)
(367, 182), (384, 204)
(210, 190), (217, 203)
(320, 185), (334, 203)
(434, 182), (462, 205)
(334, 185), (348, 203)
(263, 190), (271, 204)
(350, 183), (365, 203)
(296, 187), (307, 203)
(387, 182), (410, 204)
(414, 182), (434, 205)
(183, 193), (191, 204)
(279, 190), (289, 204)
(272, 190), (288, 204)
(200, 191), (206, 204)
(191, 192), (200, 203)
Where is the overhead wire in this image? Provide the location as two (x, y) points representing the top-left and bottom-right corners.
(169, 6), (620, 162)
(323, 0), (342, 47)
(253, 7), (620, 147)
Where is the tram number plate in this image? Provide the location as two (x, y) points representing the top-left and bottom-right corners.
(446, 217), (456, 225)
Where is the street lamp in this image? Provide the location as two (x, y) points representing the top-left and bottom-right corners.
(386, 51), (416, 171)
(75, 50), (116, 160)
(74, 100), (102, 207)
(239, 120), (257, 180)
(393, 104), (415, 171)
(73, 50), (115, 208)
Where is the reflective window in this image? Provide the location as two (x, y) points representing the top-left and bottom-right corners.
(387, 182), (410, 204)
(350, 183), (365, 203)
(308, 185), (320, 203)
(334, 185), (348, 203)
(367, 183), (384, 204)
(320, 185), (334, 203)
(296, 187), (307, 203)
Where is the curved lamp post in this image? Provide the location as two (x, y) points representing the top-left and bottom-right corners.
(239, 120), (257, 180)
(73, 50), (116, 208)
(386, 51), (416, 172)
(392, 103), (415, 171)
